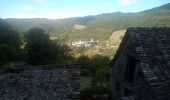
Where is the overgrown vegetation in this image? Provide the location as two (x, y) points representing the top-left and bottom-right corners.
(25, 28), (73, 65)
(0, 19), (73, 67)
(0, 19), (22, 67)
(77, 55), (110, 95)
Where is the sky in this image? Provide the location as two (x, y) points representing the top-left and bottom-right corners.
(0, 0), (170, 19)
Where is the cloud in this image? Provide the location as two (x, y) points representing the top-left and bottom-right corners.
(12, 6), (35, 18)
(24, 6), (33, 12)
(33, 0), (47, 3)
(119, 0), (137, 6)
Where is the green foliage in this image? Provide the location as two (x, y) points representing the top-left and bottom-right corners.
(92, 66), (110, 85)
(0, 19), (74, 67)
(77, 54), (110, 75)
(80, 76), (92, 91)
(55, 44), (74, 63)
(77, 54), (110, 94)
(0, 19), (22, 67)
(25, 28), (51, 65)
(77, 55), (92, 76)
(25, 27), (73, 65)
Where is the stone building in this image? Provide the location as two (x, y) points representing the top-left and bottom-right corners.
(0, 64), (80, 100)
(110, 28), (170, 100)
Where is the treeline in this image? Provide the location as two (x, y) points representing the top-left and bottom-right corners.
(0, 19), (73, 67)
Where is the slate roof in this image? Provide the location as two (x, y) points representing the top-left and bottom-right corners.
(128, 28), (170, 99)
(111, 28), (170, 100)
(0, 64), (80, 100)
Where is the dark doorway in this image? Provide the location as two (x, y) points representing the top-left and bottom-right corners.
(125, 57), (137, 82)
(124, 87), (130, 96)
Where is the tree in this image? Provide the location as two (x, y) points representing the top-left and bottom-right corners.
(56, 44), (74, 63)
(25, 27), (73, 65)
(0, 19), (22, 67)
(77, 55), (92, 76)
(25, 28), (53, 65)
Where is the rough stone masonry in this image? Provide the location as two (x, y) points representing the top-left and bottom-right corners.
(0, 64), (80, 100)
(110, 28), (170, 100)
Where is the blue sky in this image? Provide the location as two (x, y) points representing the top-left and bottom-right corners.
(0, 0), (169, 19)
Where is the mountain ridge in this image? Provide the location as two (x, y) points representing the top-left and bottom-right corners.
(3, 3), (170, 41)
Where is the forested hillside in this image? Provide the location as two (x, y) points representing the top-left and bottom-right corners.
(4, 3), (170, 41)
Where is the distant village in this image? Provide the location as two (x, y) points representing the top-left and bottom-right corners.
(50, 37), (99, 47)
(69, 39), (99, 47)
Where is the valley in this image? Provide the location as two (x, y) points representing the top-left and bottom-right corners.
(0, 2), (170, 100)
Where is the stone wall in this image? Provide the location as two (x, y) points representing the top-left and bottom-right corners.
(0, 64), (80, 100)
(110, 28), (170, 100)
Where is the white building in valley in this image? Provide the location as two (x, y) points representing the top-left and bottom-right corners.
(71, 39), (99, 47)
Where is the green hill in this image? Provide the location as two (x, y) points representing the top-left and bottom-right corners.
(3, 3), (170, 41)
